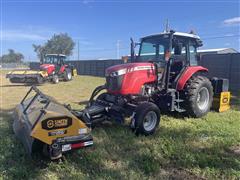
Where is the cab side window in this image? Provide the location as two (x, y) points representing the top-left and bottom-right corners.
(172, 44), (187, 62)
(189, 45), (197, 65)
(157, 45), (165, 61)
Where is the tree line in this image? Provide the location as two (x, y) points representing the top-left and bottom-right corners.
(0, 33), (75, 63)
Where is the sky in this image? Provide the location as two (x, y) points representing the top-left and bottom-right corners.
(0, 0), (240, 61)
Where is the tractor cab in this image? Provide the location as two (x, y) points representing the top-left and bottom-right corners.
(40, 54), (68, 75)
(136, 31), (202, 64)
(42, 54), (67, 65)
(134, 31), (203, 86)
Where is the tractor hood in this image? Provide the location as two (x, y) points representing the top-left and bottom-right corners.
(105, 62), (155, 76)
(40, 64), (55, 70)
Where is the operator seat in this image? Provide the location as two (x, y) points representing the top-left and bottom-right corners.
(171, 45), (184, 74)
(169, 45), (186, 87)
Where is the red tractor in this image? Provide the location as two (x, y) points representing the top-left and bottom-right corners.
(6, 54), (77, 84)
(14, 30), (230, 159)
(73, 30), (229, 136)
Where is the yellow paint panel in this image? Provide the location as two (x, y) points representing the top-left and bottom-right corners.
(73, 69), (78, 76)
(40, 71), (48, 77)
(219, 92), (231, 112)
(213, 92), (231, 112)
(7, 70), (48, 78)
(31, 110), (89, 145)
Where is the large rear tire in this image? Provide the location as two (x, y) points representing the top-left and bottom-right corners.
(182, 75), (213, 118)
(132, 102), (160, 135)
(64, 69), (72, 81)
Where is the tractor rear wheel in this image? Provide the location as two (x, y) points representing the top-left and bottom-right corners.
(183, 75), (213, 118)
(64, 69), (72, 81)
(132, 102), (160, 135)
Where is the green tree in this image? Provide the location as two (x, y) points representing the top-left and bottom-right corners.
(33, 33), (75, 62)
(0, 49), (24, 63)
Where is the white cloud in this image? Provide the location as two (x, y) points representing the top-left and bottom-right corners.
(0, 28), (90, 44)
(0, 30), (48, 41)
(223, 17), (240, 26)
(0, 26), (61, 42)
(82, 0), (95, 4)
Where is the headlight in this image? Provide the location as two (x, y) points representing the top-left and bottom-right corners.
(108, 68), (127, 77)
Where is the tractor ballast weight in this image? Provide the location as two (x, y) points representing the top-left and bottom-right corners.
(13, 86), (93, 159)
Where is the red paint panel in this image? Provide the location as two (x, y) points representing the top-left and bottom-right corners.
(105, 62), (154, 74)
(40, 64), (55, 74)
(71, 142), (84, 149)
(176, 66), (208, 90)
(107, 63), (156, 95)
(59, 65), (67, 73)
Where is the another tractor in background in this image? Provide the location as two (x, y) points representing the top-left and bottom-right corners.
(6, 54), (77, 84)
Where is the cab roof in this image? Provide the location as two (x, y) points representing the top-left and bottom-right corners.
(45, 54), (66, 57)
(141, 31), (201, 40)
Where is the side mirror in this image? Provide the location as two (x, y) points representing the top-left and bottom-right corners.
(130, 38), (140, 62)
(121, 56), (128, 63)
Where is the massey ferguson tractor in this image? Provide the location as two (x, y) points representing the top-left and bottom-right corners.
(6, 54), (77, 84)
(13, 30), (230, 159)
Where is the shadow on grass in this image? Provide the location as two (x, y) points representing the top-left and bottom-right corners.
(231, 93), (240, 111)
(0, 84), (43, 88)
(0, 109), (51, 179)
(66, 122), (240, 179)
(0, 108), (239, 179)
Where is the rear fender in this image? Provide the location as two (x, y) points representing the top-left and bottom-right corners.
(60, 65), (67, 73)
(176, 66), (208, 90)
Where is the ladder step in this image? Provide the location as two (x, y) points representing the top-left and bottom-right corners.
(175, 108), (186, 112)
(175, 99), (184, 103)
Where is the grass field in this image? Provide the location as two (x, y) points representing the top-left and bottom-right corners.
(0, 70), (240, 180)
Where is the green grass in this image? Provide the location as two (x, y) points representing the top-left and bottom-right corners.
(0, 70), (240, 179)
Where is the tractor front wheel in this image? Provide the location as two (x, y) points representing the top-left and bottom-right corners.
(52, 75), (59, 84)
(132, 102), (160, 135)
(183, 75), (213, 118)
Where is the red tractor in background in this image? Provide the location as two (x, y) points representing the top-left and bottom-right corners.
(72, 30), (229, 136)
(6, 54), (77, 84)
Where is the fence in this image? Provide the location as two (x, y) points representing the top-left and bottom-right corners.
(0, 63), (29, 70)
(29, 59), (123, 77)
(199, 53), (240, 93)
(29, 53), (240, 92)
(69, 60), (123, 77)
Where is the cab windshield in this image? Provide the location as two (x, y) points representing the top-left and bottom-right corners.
(137, 35), (170, 62)
(44, 55), (59, 64)
(43, 55), (66, 64)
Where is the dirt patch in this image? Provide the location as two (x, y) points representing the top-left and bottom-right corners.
(229, 145), (240, 156)
(156, 168), (206, 180)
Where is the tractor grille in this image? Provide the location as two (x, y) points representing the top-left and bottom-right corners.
(106, 75), (123, 91)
